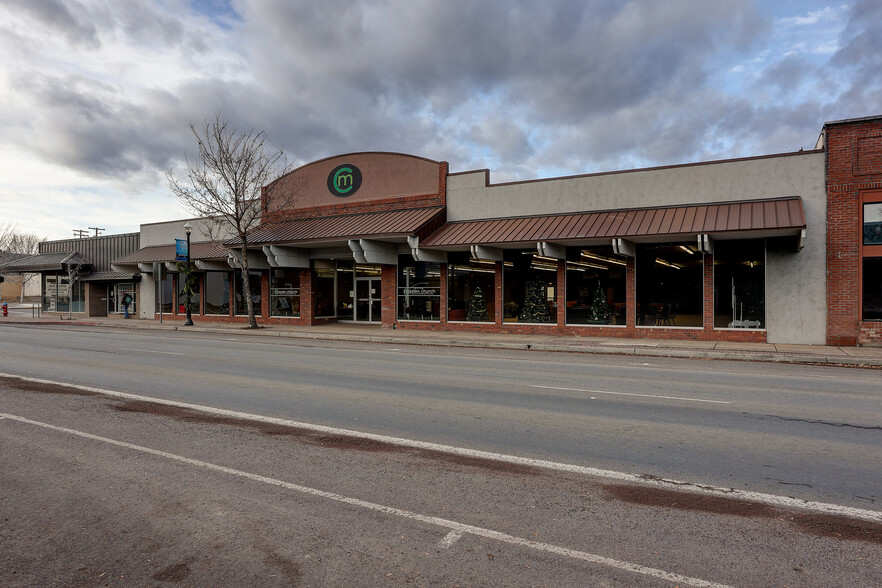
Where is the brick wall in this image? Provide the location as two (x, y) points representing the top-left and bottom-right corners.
(824, 117), (882, 346)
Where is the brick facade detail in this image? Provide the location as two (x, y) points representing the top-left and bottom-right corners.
(824, 117), (882, 346)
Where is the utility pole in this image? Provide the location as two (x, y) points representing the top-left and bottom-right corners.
(72, 229), (88, 238)
(88, 227), (105, 237)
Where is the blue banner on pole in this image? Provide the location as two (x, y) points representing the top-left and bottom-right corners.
(175, 238), (188, 261)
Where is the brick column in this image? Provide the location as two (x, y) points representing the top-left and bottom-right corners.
(299, 268), (314, 325)
(703, 253), (714, 331)
(494, 263), (503, 325)
(382, 265), (396, 328)
(625, 258), (636, 329)
(557, 261), (566, 327)
(439, 264), (448, 324)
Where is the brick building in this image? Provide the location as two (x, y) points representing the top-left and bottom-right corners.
(105, 115), (881, 345)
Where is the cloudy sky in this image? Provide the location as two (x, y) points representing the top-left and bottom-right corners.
(1, 0), (879, 241)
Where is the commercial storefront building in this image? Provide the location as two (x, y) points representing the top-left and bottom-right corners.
(0, 233), (140, 316)
(16, 114), (881, 345)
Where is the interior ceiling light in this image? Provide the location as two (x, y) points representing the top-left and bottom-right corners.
(655, 258), (681, 269)
(581, 251), (626, 266)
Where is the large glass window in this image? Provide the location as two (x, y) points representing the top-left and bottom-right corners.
(176, 271), (200, 314)
(714, 240), (765, 328)
(864, 258), (882, 320)
(447, 253), (495, 322)
(864, 202), (882, 245)
(503, 250), (557, 324)
(314, 262), (337, 318)
(863, 195), (882, 321)
(636, 243), (703, 327)
(204, 271), (231, 315)
(270, 269), (301, 317)
(397, 256), (441, 321)
(565, 247), (626, 325)
(42, 272), (84, 313)
(155, 271), (173, 314)
(234, 269), (263, 316)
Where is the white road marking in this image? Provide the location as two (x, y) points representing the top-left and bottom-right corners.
(0, 412), (731, 588)
(439, 530), (463, 548)
(1, 372), (879, 524)
(532, 384), (732, 405)
(120, 348), (186, 356)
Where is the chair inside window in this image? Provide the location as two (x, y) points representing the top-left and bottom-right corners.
(657, 304), (676, 326)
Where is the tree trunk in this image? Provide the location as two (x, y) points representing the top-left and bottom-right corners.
(240, 245), (258, 328)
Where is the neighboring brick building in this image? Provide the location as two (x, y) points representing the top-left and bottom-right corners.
(821, 116), (882, 345)
(103, 116), (881, 345)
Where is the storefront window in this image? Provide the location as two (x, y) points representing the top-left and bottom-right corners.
(42, 272), (84, 313)
(862, 195), (882, 321)
(447, 253), (495, 322)
(314, 263), (337, 318)
(503, 250), (557, 324)
(397, 255), (440, 321)
(155, 271), (173, 314)
(714, 240), (765, 328)
(864, 203), (882, 245)
(636, 243), (703, 327)
(234, 269), (263, 316)
(204, 271), (230, 315)
(176, 271), (200, 314)
(565, 247), (626, 325)
(270, 269), (300, 317)
(863, 258), (882, 320)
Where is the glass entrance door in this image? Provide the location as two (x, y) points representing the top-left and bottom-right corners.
(354, 277), (381, 322)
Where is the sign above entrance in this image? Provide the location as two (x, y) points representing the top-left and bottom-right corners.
(327, 164), (362, 197)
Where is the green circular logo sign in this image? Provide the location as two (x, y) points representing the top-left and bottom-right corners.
(328, 164), (362, 197)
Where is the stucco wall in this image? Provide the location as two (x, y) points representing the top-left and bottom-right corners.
(447, 151), (827, 344)
(140, 218), (235, 248)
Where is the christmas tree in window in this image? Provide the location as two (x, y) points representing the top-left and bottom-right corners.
(466, 285), (489, 321)
(519, 280), (553, 323)
(589, 283), (611, 324)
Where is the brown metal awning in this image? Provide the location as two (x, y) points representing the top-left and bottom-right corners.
(0, 251), (91, 272)
(237, 206), (446, 247)
(422, 197), (806, 248)
(112, 242), (229, 264)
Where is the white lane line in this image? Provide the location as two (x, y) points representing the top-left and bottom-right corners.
(532, 384), (732, 405)
(120, 348), (186, 356)
(1, 372), (878, 523)
(439, 530), (464, 548)
(0, 412), (730, 588)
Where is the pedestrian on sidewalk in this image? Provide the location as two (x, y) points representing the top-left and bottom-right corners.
(122, 292), (132, 319)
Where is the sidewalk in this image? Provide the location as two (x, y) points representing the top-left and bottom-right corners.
(2, 303), (882, 368)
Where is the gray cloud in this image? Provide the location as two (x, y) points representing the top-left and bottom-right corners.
(2, 0), (880, 193)
(6, 0), (99, 48)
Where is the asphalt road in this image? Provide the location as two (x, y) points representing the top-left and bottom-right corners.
(1, 324), (881, 586)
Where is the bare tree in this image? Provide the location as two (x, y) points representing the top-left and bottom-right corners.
(166, 115), (294, 328)
(0, 222), (45, 302)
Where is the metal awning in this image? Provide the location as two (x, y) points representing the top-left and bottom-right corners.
(235, 206), (446, 248)
(421, 197), (807, 249)
(0, 251), (91, 272)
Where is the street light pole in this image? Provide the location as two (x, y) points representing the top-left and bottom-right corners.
(183, 222), (194, 326)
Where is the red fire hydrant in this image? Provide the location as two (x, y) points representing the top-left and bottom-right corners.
(2, 303), (7, 317)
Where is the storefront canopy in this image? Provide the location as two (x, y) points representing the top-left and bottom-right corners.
(236, 206), (446, 248)
(0, 251), (91, 273)
(421, 197), (806, 249)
